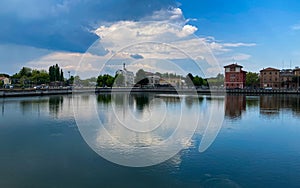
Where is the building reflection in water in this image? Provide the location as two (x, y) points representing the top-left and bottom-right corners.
(225, 94), (246, 119)
(260, 95), (280, 116)
(260, 95), (300, 117)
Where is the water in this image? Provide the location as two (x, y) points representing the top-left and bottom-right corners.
(1, 93), (300, 187)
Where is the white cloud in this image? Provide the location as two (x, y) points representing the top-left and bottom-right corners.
(223, 42), (256, 47)
(291, 24), (300, 31)
(25, 8), (256, 78)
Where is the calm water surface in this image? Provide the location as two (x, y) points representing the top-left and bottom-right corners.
(1, 93), (300, 188)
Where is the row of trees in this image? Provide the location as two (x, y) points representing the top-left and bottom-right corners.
(9, 64), (70, 88)
(96, 69), (213, 88)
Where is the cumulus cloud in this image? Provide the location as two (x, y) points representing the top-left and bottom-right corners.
(22, 5), (256, 78)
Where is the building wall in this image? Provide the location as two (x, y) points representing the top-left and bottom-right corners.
(260, 69), (280, 89)
(224, 64), (246, 89)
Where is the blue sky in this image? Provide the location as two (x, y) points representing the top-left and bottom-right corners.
(0, 0), (300, 77)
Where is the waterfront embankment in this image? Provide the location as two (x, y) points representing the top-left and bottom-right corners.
(1, 87), (300, 98)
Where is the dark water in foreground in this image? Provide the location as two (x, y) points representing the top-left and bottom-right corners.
(1, 94), (300, 188)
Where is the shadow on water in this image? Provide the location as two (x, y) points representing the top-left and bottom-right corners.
(185, 96), (204, 109)
(97, 94), (112, 104)
(19, 98), (48, 117)
(131, 93), (151, 111)
(49, 96), (64, 118)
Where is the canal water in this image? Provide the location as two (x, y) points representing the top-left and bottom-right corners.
(0, 93), (300, 187)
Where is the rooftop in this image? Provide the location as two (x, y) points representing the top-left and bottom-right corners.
(224, 63), (243, 68)
(260, 67), (280, 72)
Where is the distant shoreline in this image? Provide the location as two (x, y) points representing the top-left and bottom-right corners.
(0, 87), (299, 98)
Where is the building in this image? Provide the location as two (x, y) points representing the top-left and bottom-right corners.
(294, 67), (300, 76)
(280, 69), (295, 89)
(145, 74), (160, 86)
(115, 63), (134, 87)
(159, 77), (184, 87)
(0, 77), (10, 86)
(224, 63), (246, 89)
(293, 67), (300, 89)
(259, 67), (280, 89)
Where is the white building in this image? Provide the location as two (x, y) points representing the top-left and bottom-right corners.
(116, 63), (134, 87)
(146, 75), (160, 86)
(0, 77), (10, 85)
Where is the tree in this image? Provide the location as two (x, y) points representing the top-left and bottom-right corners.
(114, 74), (125, 87)
(206, 73), (224, 87)
(31, 69), (50, 84)
(19, 67), (32, 77)
(60, 69), (64, 81)
(68, 76), (74, 85)
(246, 72), (259, 88)
(55, 64), (60, 81)
(185, 73), (194, 87)
(97, 74), (115, 87)
(49, 66), (55, 82)
(193, 76), (204, 86)
(135, 69), (146, 83)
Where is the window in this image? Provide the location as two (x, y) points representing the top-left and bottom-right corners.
(269, 72), (272, 75)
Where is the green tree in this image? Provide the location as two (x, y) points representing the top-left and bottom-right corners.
(97, 74), (115, 87)
(246, 72), (259, 88)
(185, 73), (194, 87)
(49, 66), (55, 81)
(135, 69), (146, 83)
(31, 69), (50, 84)
(193, 76), (204, 86)
(55, 64), (60, 81)
(60, 69), (64, 81)
(19, 67), (32, 77)
(68, 76), (74, 85)
(207, 73), (224, 87)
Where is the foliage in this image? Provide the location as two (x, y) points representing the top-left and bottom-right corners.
(49, 64), (64, 82)
(245, 72), (259, 88)
(135, 69), (146, 83)
(206, 73), (224, 87)
(185, 73), (194, 87)
(31, 70), (50, 84)
(193, 76), (204, 86)
(97, 74), (115, 87)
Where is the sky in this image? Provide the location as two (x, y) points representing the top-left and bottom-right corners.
(0, 0), (300, 78)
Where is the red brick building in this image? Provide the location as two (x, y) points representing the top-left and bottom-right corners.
(224, 63), (246, 89)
